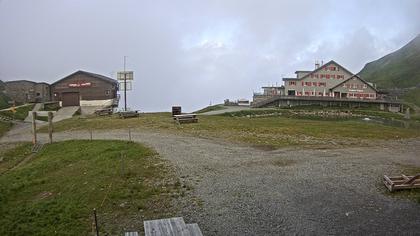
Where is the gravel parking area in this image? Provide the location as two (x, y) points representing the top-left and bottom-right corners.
(1, 125), (420, 235)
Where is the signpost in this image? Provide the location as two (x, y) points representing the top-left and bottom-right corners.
(117, 56), (134, 111)
(11, 104), (16, 120)
(118, 81), (132, 91)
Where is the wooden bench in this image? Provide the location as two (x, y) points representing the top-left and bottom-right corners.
(94, 108), (113, 116)
(118, 111), (140, 119)
(384, 174), (420, 192)
(173, 114), (198, 124)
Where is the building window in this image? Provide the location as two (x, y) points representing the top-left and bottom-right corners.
(312, 82), (317, 86)
(289, 81), (296, 86)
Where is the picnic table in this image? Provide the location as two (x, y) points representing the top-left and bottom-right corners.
(94, 108), (113, 116)
(118, 110), (141, 119)
(173, 113), (198, 124)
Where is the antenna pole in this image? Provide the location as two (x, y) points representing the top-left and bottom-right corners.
(124, 56), (127, 111)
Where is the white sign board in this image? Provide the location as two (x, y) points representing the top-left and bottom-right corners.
(117, 71), (134, 80)
(119, 81), (132, 91)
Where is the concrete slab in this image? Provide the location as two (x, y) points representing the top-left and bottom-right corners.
(52, 106), (80, 122)
(24, 103), (43, 122)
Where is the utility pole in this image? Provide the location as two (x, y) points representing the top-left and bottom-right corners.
(124, 56), (127, 111)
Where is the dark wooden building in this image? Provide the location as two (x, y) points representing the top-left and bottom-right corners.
(50, 70), (118, 107)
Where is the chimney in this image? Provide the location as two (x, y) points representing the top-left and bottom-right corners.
(315, 60), (320, 69)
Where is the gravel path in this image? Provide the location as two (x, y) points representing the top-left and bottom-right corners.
(1, 125), (420, 235)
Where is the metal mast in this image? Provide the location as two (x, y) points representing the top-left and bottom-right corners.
(124, 56), (127, 111)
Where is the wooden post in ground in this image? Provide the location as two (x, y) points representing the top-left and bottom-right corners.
(90, 129), (93, 141)
(31, 111), (37, 145)
(405, 108), (410, 120)
(128, 128), (131, 142)
(48, 112), (53, 144)
(93, 208), (100, 236)
(120, 152), (125, 177)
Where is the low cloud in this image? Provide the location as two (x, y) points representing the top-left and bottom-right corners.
(0, 0), (419, 111)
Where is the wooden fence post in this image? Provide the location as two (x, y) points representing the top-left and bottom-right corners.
(31, 111), (37, 145)
(93, 208), (100, 236)
(48, 112), (53, 144)
(128, 128), (131, 142)
(120, 152), (125, 177)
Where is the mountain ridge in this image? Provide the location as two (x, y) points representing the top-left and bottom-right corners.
(358, 34), (420, 89)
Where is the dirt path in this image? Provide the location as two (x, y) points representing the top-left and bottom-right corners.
(1, 127), (420, 235)
(200, 105), (251, 115)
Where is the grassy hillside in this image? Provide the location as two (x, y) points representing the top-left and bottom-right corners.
(402, 88), (420, 107)
(0, 79), (11, 109)
(0, 93), (10, 110)
(358, 35), (420, 89)
(0, 140), (181, 235)
(0, 80), (4, 91)
(195, 104), (227, 113)
(0, 104), (34, 120)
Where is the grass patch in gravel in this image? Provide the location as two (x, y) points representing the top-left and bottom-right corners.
(0, 140), (181, 235)
(0, 121), (12, 137)
(39, 112), (420, 148)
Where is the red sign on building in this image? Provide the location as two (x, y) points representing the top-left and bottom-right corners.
(68, 82), (92, 88)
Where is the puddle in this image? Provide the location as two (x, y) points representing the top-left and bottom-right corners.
(362, 117), (419, 129)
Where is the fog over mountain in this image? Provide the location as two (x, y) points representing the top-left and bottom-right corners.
(0, 0), (419, 111)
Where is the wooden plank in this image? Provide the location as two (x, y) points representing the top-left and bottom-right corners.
(186, 223), (203, 236)
(403, 174), (420, 185)
(124, 232), (139, 236)
(144, 217), (190, 236)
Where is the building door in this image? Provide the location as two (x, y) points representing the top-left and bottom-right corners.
(62, 92), (80, 106)
(334, 92), (340, 98)
(288, 90), (296, 96)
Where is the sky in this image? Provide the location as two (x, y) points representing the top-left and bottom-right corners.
(0, 0), (419, 112)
